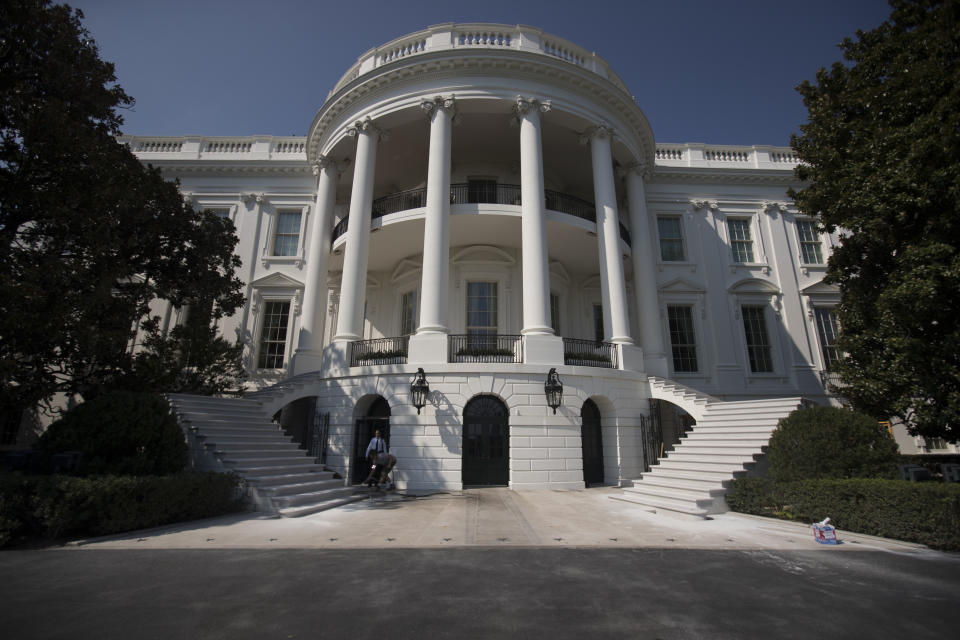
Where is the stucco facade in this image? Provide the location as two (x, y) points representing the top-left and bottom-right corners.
(121, 24), (879, 503)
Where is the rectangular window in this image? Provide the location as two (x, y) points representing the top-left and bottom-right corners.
(667, 305), (698, 372)
(593, 304), (605, 342)
(400, 290), (417, 336)
(742, 306), (773, 373)
(657, 216), (686, 261)
(272, 211), (302, 256)
(257, 300), (290, 369)
(466, 282), (498, 337)
(550, 293), (560, 335)
(797, 220), (824, 264)
(728, 219), (755, 263)
(815, 308), (841, 370)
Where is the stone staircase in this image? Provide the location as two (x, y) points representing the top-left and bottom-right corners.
(618, 385), (802, 518)
(167, 393), (362, 517)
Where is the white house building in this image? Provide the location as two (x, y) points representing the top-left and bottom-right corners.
(121, 24), (878, 517)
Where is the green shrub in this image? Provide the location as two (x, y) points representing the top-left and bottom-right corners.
(768, 406), (899, 481)
(0, 472), (247, 547)
(726, 477), (960, 551)
(34, 391), (187, 476)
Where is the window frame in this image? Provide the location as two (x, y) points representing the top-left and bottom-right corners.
(727, 218), (756, 264)
(741, 305), (775, 373)
(656, 215), (687, 262)
(666, 304), (699, 373)
(814, 307), (841, 371)
(796, 219), (825, 265)
(261, 204), (310, 268)
(256, 299), (293, 370)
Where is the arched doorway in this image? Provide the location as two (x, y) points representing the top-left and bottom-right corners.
(352, 397), (391, 484)
(462, 395), (509, 486)
(581, 399), (604, 486)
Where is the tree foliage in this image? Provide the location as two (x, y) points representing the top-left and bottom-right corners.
(767, 406), (900, 482)
(0, 1), (245, 415)
(790, 0), (960, 441)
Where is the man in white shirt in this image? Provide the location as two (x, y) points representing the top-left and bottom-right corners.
(362, 429), (396, 488)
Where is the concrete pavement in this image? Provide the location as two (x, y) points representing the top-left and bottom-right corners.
(66, 486), (934, 553)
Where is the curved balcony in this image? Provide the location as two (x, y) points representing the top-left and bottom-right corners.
(331, 183), (632, 247)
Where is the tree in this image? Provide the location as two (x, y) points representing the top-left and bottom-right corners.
(0, 1), (245, 419)
(790, 0), (960, 442)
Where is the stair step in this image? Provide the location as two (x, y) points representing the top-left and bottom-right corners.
(235, 463), (327, 477)
(655, 459), (754, 473)
(645, 466), (745, 482)
(634, 474), (727, 492)
(259, 478), (345, 496)
(665, 452), (760, 464)
(277, 494), (367, 518)
(219, 449), (310, 460)
(611, 493), (709, 518)
(212, 442), (302, 451)
(673, 445), (765, 456)
(623, 483), (718, 503)
(246, 471), (338, 486)
(272, 486), (358, 508)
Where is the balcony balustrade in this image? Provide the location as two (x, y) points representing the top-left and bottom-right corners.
(562, 337), (618, 368)
(349, 336), (409, 366)
(448, 334), (523, 363)
(331, 183), (632, 246)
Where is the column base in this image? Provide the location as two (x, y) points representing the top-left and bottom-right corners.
(618, 344), (646, 372)
(321, 341), (352, 373)
(407, 332), (449, 364)
(290, 349), (324, 376)
(523, 333), (564, 365)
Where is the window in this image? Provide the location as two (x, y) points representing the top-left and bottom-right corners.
(400, 290), (417, 336)
(667, 305), (698, 372)
(466, 282), (498, 336)
(741, 306), (773, 373)
(467, 179), (497, 204)
(815, 308), (840, 370)
(657, 216), (686, 261)
(728, 219), (755, 263)
(272, 211), (302, 256)
(550, 293), (561, 335)
(797, 220), (824, 264)
(257, 301), (290, 369)
(593, 304), (604, 342)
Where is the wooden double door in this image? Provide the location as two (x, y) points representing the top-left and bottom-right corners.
(462, 396), (509, 486)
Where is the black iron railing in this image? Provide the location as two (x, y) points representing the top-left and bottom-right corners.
(449, 334), (523, 363)
(350, 336), (409, 366)
(563, 337), (618, 368)
(330, 184), (632, 247)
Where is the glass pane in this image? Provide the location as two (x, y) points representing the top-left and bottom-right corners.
(658, 217), (685, 261)
(258, 301), (291, 369)
(667, 306), (698, 372)
(741, 306), (773, 373)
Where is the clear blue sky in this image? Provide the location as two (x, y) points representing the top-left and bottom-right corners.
(70, 0), (892, 146)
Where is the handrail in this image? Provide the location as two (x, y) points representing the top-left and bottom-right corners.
(349, 336), (409, 366)
(563, 337), (618, 369)
(448, 334), (523, 363)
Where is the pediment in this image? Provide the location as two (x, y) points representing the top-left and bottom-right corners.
(728, 278), (780, 295)
(801, 280), (840, 296)
(250, 272), (303, 289)
(451, 245), (515, 265)
(659, 277), (704, 294)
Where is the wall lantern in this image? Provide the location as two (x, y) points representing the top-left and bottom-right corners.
(410, 368), (430, 415)
(544, 368), (563, 414)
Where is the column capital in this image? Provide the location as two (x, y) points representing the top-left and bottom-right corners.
(420, 94), (458, 115)
(244, 192), (265, 205)
(513, 96), (551, 120)
(346, 117), (389, 142)
(762, 201), (789, 214)
(312, 154), (350, 176)
(691, 199), (719, 212)
(619, 160), (652, 180)
(579, 122), (615, 146)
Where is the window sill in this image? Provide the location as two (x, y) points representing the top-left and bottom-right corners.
(261, 254), (304, 269)
(658, 261), (697, 272)
(729, 262), (771, 274)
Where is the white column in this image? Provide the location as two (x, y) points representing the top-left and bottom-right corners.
(418, 96), (454, 333)
(585, 124), (632, 345)
(408, 97), (456, 364)
(515, 97), (562, 365)
(516, 97), (554, 336)
(333, 118), (383, 343)
(291, 156), (337, 374)
(626, 164), (668, 376)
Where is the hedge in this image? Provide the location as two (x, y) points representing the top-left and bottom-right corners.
(0, 471), (248, 548)
(726, 477), (960, 551)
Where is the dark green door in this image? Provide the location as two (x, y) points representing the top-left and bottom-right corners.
(462, 396), (509, 486)
(581, 399), (604, 486)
